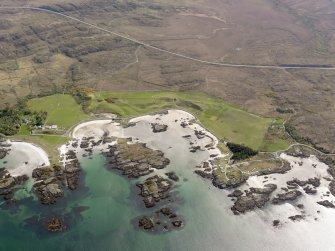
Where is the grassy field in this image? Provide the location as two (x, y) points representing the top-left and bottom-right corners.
(88, 91), (290, 151)
(27, 94), (89, 129)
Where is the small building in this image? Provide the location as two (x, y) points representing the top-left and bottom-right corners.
(50, 125), (58, 130)
(23, 118), (31, 125)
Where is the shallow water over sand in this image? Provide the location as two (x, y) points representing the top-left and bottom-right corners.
(1, 110), (335, 251)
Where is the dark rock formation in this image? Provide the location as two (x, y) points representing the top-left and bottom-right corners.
(137, 175), (172, 208)
(138, 207), (184, 232)
(0, 168), (28, 202)
(172, 220), (183, 228)
(272, 190), (302, 204)
(288, 215), (304, 221)
(228, 189), (243, 197)
(165, 172), (179, 181)
(273, 220), (280, 227)
(0, 148), (9, 159)
(250, 184), (277, 194)
(106, 139), (170, 178)
(297, 204), (304, 209)
(79, 140), (90, 149)
(138, 216), (154, 230)
(231, 193), (270, 214)
(189, 146), (201, 153)
(194, 170), (212, 179)
(317, 200), (335, 208)
(151, 123), (168, 133)
(46, 218), (66, 232)
(287, 177), (320, 188)
(64, 151), (81, 190)
(194, 130), (206, 139)
(180, 122), (188, 128)
(303, 186), (317, 195)
(32, 165), (65, 205)
(231, 184), (278, 214)
(329, 180), (335, 196)
(159, 207), (177, 218)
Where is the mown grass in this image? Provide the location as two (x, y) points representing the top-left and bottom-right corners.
(17, 125), (30, 136)
(27, 94), (89, 129)
(88, 91), (289, 151)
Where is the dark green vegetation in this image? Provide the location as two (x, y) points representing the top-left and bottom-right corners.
(226, 142), (258, 161)
(276, 108), (294, 114)
(0, 107), (47, 136)
(285, 123), (331, 154)
(0, 108), (22, 135)
(285, 123), (311, 145)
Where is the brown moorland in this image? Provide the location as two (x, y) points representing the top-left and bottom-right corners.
(0, 0), (335, 152)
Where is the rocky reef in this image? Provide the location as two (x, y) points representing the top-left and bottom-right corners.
(137, 175), (172, 208)
(0, 147), (9, 159)
(165, 172), (179, 181)
(230, 184), (277, 214)
(106, 139), (170, 178)
(317, 200), (335, 208)
(32, 165), (65, 205)
(138, 207), (184, 232)
(46, 218), (66, 232)
(271, 190), (302, 205)
(64, 150), (81, 190)
(0, 168), (28, 203)
(321, 156), (335, 196)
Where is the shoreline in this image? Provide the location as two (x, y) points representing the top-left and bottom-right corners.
(1, 140), (50, 177)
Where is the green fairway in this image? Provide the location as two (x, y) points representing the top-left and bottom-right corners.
(88, 91), (290, 151)
(27, 94), (89, 129)
(17, 125), (30, 135)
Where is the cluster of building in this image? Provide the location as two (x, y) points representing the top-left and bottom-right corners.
(35, 124), (58, 130)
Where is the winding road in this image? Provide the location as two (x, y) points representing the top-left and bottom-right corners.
(1, 6), (335, 70)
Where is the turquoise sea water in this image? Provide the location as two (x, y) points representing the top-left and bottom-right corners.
(0, 139), (299, 251)
(0, 149), (221, 251)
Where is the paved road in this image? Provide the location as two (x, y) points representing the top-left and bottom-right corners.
(1, 6), (335, 70)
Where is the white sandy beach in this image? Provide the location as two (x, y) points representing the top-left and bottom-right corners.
(69, 110), (224, 162)
(2, 140), (50, 177)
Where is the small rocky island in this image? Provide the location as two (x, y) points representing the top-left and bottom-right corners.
(46, 218), (66, 232)
(0, 168), (28, 203)
(138, 207), (184, 232)
(103, 137), (183, 233)
(32, 165), (64, 205)
(106, 139), (170, 178)
(137, 175), (172, 208)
